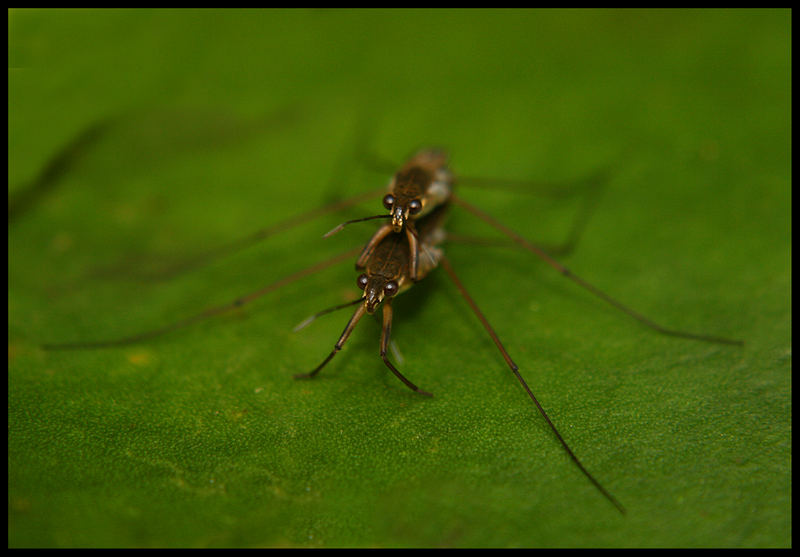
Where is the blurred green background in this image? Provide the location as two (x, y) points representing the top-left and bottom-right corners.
(8, 9), (790, 547)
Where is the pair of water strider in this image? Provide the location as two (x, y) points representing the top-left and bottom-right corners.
(44, 148), (743, 515)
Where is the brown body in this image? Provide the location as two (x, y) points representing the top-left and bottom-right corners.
(386, 149), (453, 228)
(362, 203), (446, 312)
(357, 149), (453, 281)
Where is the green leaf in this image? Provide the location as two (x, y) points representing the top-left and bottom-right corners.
(9, 8), (790, 548)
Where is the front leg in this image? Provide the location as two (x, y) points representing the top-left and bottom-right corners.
(356, 222), (393, 270)
(405, 223), (420, 281)
(379, 299), (432, 396)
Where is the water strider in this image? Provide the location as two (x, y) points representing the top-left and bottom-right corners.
(43, 149), (743, 515)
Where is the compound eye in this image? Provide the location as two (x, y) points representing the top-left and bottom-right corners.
(383, 280), (398, 297)
(382, 194), (395, 210)
(357, 274), (369, 290)
(408, 199), (422, 215)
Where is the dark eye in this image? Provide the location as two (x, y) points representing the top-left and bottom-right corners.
(408, 199), (422, 215)
(357, 274), (369, 290)
(382, 194), (395, 210)
(383, 280), (398, 297)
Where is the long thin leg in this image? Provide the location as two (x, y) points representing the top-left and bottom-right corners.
(379, 299), (432, 396)
(456, 167), (611, 199)
(445, 233), (588, 260)
(294, 303), (367, 380)
(444, 232), (583, 258)
(451, 194), (743, 346)
(446, 166), (606, 258)
(91, 187), (384, 282)
(405, 224), (420, 281)
(439, 254), (625, 514)
(9, 118), (114, 224)
(42, 246), (362, 350)
(541, 167), (608, 258)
